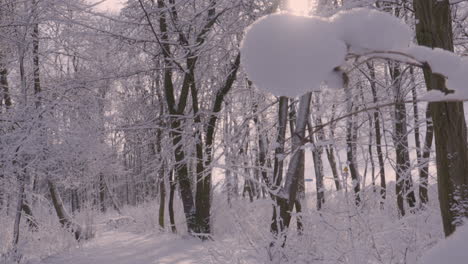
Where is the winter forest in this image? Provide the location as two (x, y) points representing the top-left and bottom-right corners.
(1, 0), (468, 263)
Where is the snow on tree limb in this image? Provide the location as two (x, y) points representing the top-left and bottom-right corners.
(240, 13), (347, 97)
(241, 8), (468, 100)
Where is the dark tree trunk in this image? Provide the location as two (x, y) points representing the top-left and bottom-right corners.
(99, 173), (106, 213)
(326, 145), (341, 191)
(390, 64), (416, 216)
(286, 99), (305, 230)
(324, 105), (341, 191)
(270, 97), (288, 237)
(414, 0), (468, 236)
(419, 107), (434, 207)
(0, 60), (12, 108)
(270, 93), (311, 248)
(346, 114), (361, 206)
(308, 119), (325, 210)
(168, 170), (177, 233)
(272, 98), (288, 188)
(296, 137), (305, 233)
(251, 87), (271, 193)
(12, 170), (25, 246)
(0, 57), (11, 210)
(159, 170), (165, 230)
(71, 188), (79, 213)
(367, 62), (386, 203)
(368, 117), (376, 191)
(48, 179), (82, 240)
(22, 200), (38, 231)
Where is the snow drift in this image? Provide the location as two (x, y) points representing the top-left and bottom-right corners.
(419, 224), (468, 264)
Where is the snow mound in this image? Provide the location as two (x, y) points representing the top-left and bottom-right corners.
(240, 13), (346, 97)
(419, 224), (468, 264)
(332, 8), (412, 53)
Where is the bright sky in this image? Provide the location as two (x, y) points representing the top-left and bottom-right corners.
(289, 0), (309, 15)
(90, 0), (310, 15)
(89, 0), (124, 13)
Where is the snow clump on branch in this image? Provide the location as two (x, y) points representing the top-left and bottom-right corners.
(240, 9), (412, 97)
(331, 8), (412, 53)
(240, 13), (347, 97)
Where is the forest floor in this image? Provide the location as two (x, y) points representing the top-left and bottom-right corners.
(36, 229), (210, 264)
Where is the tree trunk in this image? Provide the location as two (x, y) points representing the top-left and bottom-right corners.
(272, 97), (288, 188)
(12, 170), (25, 246)
(170, 123), (197, 232)
(103, 175), (122, 214)
(99, 173), (106, 213)
(158, 170), (165, 230)
(390, 64), (416, 217)
(48, 179), (82, 240)
(0, 57), (11, 210)
(270, 96), (288, 237)
(419, 107), (433, 207)
(367, 62), (386, 203)
(308, 119), (325, 210)
(22, 200), (38, 231)
(296, 134), (305, 234)
(346, 114), (361, 206)
(270, 92), (311, 247)
(286, 99), (305, 230)
(71, 188), (79, 214)
(168, 170), (177, 233)
(413, 0), (468, 236)
(326, 145), (341, 191)
(324, 105), (341, 191)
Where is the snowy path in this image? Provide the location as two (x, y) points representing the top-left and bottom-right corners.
(38, 230), (210, 264)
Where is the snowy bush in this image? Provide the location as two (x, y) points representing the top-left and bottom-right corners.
(105, 216), (136, 229)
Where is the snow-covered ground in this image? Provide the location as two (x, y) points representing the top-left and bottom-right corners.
(4, 188), (447, 264)
(35, 230), (209, 264)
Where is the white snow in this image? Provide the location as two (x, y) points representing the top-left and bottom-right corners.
(241, 8), (468, 100)
(332, 8), (412, 53)
(241, 9), (410, 97)
(240, 13), (347, 97)
(403, 46), (468, 99)
(35, 230), (210, 264)
(419, 224), (468, 264)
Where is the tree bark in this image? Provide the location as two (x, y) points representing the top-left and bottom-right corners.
(326, 145), (341, 191)
(414, 0), (468, 236)
(272, 97), (288, 189)
(99, 173), (106, 213)
(390, 64), (416, 217)
(325, 105), (341, 191)
(270, 93), (311, 247)
(346, 114), (361, 206)
(168, 170), (177, 233)
(12, 170), (25, 246)
(158, 169), (165, 230)
(48, 179), (82, 240)
(0, 56), (10, 210)
(308, 118), (325, 210)
(419, 107), (433, 207)
(367, 62), (386, 203)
